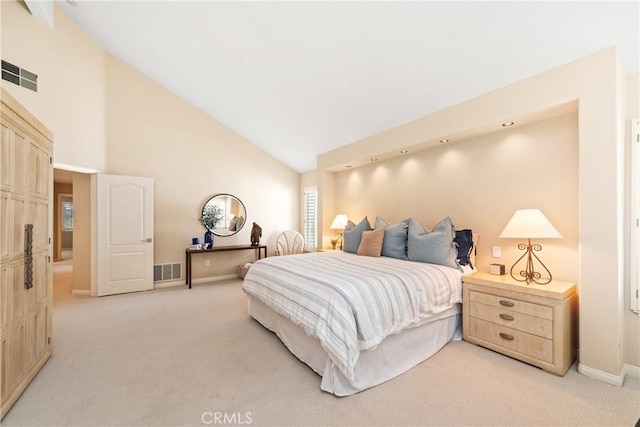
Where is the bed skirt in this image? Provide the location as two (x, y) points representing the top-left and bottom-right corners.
(247, 295), (461, 396)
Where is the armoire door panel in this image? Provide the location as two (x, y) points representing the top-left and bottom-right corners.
(11, 263), (24, 324)
(25, 305), (48, 369)
(1, 325), (25, 399)
(38, 148), (50, 197)
(24, 310), (36, 370)
(12, 131), (26, 193)
(0, 125), (11, 190)
(0, 264), (11, 330)
(10, 197), (25, 260)
(36, 202), (49, 250)
(28, 199), (49, 251)
(27, 141), (49, 198)
(24, 304), (47, 371)
(31, 254), (48, 306)
(27, 141), (39, 195)
(0, 192), (9, 260)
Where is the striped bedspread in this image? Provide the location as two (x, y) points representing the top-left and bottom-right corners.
(242, 251), (462, 380)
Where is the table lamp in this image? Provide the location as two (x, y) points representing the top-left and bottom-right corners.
(330, 214), (349, 250)
(499, 209), (562, 285)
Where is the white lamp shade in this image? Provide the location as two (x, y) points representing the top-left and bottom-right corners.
(499, 209), (562, 239)
(330, 214), (349, 230)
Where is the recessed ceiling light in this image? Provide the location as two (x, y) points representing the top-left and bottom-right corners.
(400, 150), (408, 154)
(440, 139), (449, 143)
(502, 121), (514, 127)
(370, 158), (378, 162)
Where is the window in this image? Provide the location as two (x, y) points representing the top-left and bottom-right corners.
(632, 118), (639, 313)
(62, 198), (73, 231)
(303, 186), (317, 248)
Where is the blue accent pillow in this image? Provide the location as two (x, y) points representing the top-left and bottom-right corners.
(374, 217), (408, 260)
(343, 217), (372, 254)
(407, 217), (459, 269)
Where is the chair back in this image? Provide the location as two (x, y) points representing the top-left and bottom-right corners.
(275, 230), (305, 256)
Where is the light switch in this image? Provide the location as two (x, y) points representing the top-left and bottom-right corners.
(492, 246), (502, 258)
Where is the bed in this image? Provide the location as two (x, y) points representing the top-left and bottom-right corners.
(242, 247), (468, 396)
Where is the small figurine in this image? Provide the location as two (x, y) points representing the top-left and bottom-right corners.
(251, 222), (262, 246)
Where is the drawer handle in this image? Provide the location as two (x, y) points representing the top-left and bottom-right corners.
(499, 314), (514, 321)
(499, 332), (515, 341)
(499, 300), (514, 307)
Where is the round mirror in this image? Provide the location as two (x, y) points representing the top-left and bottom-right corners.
(200, 194), (247, 237)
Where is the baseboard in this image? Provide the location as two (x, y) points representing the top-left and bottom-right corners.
(192, 274), (239, 284)
(623, 363), (640, 380)
(578, 363), (625, 386)
(70, 289), (91, 296)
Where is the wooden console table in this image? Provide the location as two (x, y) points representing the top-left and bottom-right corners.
(185, 244), (267, 288)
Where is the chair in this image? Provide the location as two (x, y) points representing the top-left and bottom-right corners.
(275, 230), (305, 256)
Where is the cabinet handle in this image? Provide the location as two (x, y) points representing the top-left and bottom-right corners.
(499, 332), (514, 341)
(499, 300), (514, 307)
(24, 224), (34, 290)
(499, 314), (514, 321)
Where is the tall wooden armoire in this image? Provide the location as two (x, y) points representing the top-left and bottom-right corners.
(0, 88), (53, 419)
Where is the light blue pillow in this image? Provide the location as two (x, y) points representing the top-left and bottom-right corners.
(343, 217), (372, 254)
(407, 217), (459, 269)
(374, 217), (408, 260)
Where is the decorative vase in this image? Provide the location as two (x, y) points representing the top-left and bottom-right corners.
(204, 230), (214, 249)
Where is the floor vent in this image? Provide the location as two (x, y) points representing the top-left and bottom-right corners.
(154, 263), (181, 282)
(2, 59), (38, 92)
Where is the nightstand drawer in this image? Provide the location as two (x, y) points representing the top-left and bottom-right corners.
(469, 290), (552, 320)
(469, 318), (553, 363)
(469, 301), (553, 339)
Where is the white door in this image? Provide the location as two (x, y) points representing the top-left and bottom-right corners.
(94, 174), (154, 296)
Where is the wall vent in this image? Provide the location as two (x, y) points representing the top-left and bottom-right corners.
(2, 59), (38, 92)
(153, 263), (181, 282)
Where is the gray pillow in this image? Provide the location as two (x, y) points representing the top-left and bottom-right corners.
(343, 217), (372, 254)
(407, 217), (459, 269)
(374, 217), (408, 260)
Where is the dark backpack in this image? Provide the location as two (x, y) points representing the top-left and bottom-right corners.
(454, 229), (474, 268)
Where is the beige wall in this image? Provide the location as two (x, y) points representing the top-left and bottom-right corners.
(1, 1), (107, 172)
(72, 172), (91, 293)
(624, 73), (640, 368)
(104, 54), (299, 280)
(334, 113), (579, 282)
(318, 48), (630, 381)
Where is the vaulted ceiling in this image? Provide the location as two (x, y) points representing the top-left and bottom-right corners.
(56, 1), (639, 173)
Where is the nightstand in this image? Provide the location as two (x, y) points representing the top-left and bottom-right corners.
(462, 272), (577, 376)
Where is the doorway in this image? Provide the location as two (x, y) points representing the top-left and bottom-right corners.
(59, 194), (73, 260)
(53, 169), (80, 301)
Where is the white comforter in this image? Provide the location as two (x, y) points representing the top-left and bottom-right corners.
(242, 251), (462, 380)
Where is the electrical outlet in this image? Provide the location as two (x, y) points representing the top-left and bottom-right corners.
(205, 259), (210, 266)
(492, 246), (502, 258)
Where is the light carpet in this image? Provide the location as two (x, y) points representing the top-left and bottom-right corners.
(3, 276), (639, 427)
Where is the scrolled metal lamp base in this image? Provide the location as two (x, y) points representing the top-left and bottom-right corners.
(509, 238), (553, 285)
